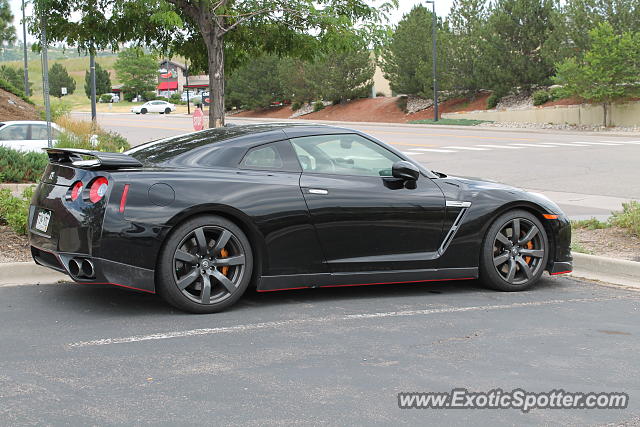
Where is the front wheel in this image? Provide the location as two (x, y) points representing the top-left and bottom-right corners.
(479, 210), (548, 291)
(157, 215), (253, 313)
(141, 108), (147, 114)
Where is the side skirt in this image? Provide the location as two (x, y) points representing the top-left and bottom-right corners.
(257, 267), (478, 292)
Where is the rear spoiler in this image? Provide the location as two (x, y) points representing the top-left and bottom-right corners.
(44, 148), (143, 169)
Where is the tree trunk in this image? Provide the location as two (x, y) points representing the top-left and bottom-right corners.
(205, 34), (225, 128)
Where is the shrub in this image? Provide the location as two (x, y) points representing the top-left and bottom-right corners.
(99, 94), (113, 103)
(0, 186), (34, 235)
(0, 75), (33, 105)
(549, 86), (563, 101)
(143, 91), (158, 101)
(487, 94), (500, 109)
(571, 218), (609, 230)
(0, 147), (48, 183)
(291, 101), (302, 111)
(170, 93), (181, 101)
(533, 90), (551, 106)
(40, 99), (72, 121)
(313, 101), (325, 112)
(376, 91), (386, 97)
(54, 117), (130, 152)
(396, 95), (408, 113)
(611, 201), (640, 237)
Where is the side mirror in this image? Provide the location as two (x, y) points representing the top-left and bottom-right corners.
(392, 161), (420, 181)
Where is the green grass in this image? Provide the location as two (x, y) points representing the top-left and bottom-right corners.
(408, 118), (491, 126)
(570, 241), (593, 255)
(610, 201), (640, 237)
(571, 218), (610, 230)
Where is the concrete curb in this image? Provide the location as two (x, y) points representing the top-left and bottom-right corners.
(0, 183), (35, 197)
(0, 262), (67, 286)
(570, 252), (640, 288)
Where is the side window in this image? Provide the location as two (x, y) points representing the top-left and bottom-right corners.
(242, 144), (284, 169)
(30, 125), (49, 140)
(0, 124), (29, 141)
(290, 134), (402, 177)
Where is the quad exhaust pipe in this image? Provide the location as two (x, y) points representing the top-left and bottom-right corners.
(68, 257), (95, 279)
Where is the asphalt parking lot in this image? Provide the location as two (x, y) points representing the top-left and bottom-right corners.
(1, 276), (638, 425)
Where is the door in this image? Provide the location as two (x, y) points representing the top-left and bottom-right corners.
(289, 133), (446, 273)
(0, 123), (30, 151)
(29, 124), (59, 152)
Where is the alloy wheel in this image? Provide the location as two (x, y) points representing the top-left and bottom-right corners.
(492, 218), (545, 285)
(173, 226), (246, 304)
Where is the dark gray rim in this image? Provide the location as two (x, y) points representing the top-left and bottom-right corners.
(173, 226), (246, 304)
(492, 218), (545, 285)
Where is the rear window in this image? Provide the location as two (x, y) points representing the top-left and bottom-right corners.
(126, 126), (279, 165)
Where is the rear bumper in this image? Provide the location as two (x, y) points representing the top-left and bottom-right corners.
(31, 245), (156, 293)
(549, 261), (573, 275)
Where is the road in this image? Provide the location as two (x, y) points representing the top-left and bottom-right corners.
(1, 276), (639, 425)
(74, 112), (640, 220)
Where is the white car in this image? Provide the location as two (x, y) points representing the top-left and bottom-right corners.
(0, 121), (63, 152)
(131, 100), (176, 115)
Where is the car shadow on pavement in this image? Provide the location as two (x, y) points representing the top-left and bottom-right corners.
(33, 276), (566, 316)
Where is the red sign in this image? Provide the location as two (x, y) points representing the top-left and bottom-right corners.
(193, 108), (204, 131)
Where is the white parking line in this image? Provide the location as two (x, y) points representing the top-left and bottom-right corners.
(542, 143), (588, 147)
(67, 296), (624, 348)
(510, 143), (558, 148)
(413, 148), (457, 153)
(577, 142), (621, 146)
(476, 145), (523, 149)
(600, 141), (640, 144)
(443, 146), (488, 151)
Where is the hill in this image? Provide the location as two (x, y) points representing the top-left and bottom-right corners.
(0, 88), (39, 121)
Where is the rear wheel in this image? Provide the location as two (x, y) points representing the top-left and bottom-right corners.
(479, 210), (548, 291)
(157, 215), (253, 313)
(164, 107), (171, 114)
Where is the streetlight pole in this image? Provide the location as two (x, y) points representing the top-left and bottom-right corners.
(21, 0), (29, 96)
(425, 0), (438, 121)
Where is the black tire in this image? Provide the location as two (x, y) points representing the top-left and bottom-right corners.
(157, 215), (253, 313)
(141, 108), (147, 114)
(479, 209), (548, 291)
(135, 112), (140, 115)
(164, 108), (171, 114)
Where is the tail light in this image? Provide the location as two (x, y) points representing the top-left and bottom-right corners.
(89, 177), (109, 203)
(70, 181), (83, 201)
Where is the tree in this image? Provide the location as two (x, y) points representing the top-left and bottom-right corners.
(446, 0), (487, 95)
(308, 41), (374, 104)
(84, 62), (112, 98)
(48, 63), (76, 98)
(381, 5), (449, 97)
(0, 65), (31, 93)
(34, 0), (394, 128)
(114, 47), (157, 99)
(548, 0), (640, 64)
(225, 54), (285, 109)
(0, 0), (15, 46)
(553, 22), (640, 126)
(480, 0), (556, 96)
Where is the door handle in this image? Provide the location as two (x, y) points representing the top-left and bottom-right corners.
(307, 188), (329, 195)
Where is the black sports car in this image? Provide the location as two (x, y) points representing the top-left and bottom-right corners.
(28, 124), (572, 313)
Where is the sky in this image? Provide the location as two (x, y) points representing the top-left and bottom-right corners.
(7, 0), (455, 44)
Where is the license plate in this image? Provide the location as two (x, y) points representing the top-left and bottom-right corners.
(35, 209), (52, 233)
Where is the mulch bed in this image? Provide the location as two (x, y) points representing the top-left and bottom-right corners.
(572, 227), (640, 262)
(0, 225), (32, 263)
